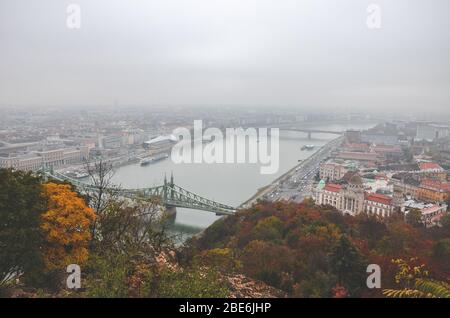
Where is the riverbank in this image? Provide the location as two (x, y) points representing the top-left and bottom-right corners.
(189, 136), (343, 242)
(241, 135), (343, 207)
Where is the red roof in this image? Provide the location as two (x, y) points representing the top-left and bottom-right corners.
(421, 180), (450, 192)
(419, 162), (444, 171)
(324, 184), (342, 193)
(365, 193), (393, 205)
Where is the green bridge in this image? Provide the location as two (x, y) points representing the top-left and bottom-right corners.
(41, 169), (236, 216)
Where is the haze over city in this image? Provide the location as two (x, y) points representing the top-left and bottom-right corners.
(1, 0), (450, 303)
(1, 0), (450, 114)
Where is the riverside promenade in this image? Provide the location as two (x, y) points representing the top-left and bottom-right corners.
(241, 136), (343, 208)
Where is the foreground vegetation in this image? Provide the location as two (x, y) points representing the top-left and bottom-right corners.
(1, 167), (449, 297)
(0, 168), (233, 297)
(186, 200), (450, 297)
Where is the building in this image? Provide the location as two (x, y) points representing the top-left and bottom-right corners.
(336, 151), (379, 163)
(0, 147), (89, 171)
(393, 176), (420, 202)
(343, 143), (370, 152)
(421, 205), (448, 227)
(363, 174), (393, 195)
(418, 180), (450, 203)
(344, 130), (362, 144)
(314, 174), (395, 217)
(35, 149), (65, 167)
(416, 123), (449, 142)
(0, 154), (43, 171)
(371, 145), (403, 160)
(402, 200), (448, 227)
(319, 161), (349, 181)
(100, 135), (122, 149)
(361, 132), (399, 146)
(364, 193), (395, 217)
(62, 147), (89, 165)
(122, 129), (147, 146)
(143, 135), (177, 155)
(0, 142), (39, 156)
(418, 162), (447, 181)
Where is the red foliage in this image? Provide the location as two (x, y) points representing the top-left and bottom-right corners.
(195, 201), (449, 297)
(332, 284), (348, 298)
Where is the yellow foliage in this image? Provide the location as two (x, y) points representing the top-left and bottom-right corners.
(383, 258), (450, 298)
(41, 183), (96, 271)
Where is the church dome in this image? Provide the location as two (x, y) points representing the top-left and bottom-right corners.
(348, 174), (363, 186)
(317, 179), (326, 190)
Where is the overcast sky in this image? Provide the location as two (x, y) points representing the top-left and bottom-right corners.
(0, 0), (449, 113)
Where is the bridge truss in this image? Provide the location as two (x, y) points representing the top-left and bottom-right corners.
(41, 169), (236, 216)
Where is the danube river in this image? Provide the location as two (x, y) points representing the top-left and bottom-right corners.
(111, 121), (377, 236)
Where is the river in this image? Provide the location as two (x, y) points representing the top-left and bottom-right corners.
(111, 121), (377, 236)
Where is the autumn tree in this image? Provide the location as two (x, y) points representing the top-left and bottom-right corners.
(84, 159), (120, 238)
(96, 197), (175, 254)
(241, 240), (296, 290)
(188, 200), (449, 298)
(41, 183), (96, 271)
(406, 208), (423, 228)
(357, 214), (388, 249)
(196, 248), (241, 272)
(328, 236), (366, 297)
(85, 252), (135, 298)
(0, 169), (46, 288)
(383, 258), (450, 298)
(251, 216), (284, 242)
(441, 214), (450, 234)
(432, 238), (450, 273)
(377, 221), (419, 255)
(155, 266), (230, 298)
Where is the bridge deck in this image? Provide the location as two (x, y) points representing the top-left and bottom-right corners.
(41, 169), (236, 215)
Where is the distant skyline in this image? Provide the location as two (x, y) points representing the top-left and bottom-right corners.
(1, 0), (450, 113)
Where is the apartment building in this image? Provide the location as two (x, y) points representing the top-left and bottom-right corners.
(0, 146), (89, 171)
(418, 180), (450, 203)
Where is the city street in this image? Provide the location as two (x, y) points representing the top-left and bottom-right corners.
(262, 137), (343, 203)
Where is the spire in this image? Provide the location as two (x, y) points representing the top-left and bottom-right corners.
(170, 171), (174, 185)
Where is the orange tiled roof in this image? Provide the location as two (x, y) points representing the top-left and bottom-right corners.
(419, 162), (444, 171)
(324, 184), (342, 193)
(365, 192), (393, 205)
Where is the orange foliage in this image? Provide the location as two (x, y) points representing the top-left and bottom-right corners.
(41, 182), (96, 271)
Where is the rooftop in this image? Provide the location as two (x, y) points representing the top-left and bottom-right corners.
(365, 193), (393, 205)
(144, 135), (177, 145)
(422, 205), (446, 215)
(419, 162), (444, 171)
(420, 180), (450, 192)
(324, 184), (342, 193)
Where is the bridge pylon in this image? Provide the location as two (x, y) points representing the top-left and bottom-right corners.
(163, 172), (177, 219)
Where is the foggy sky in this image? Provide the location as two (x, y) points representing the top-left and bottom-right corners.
(1, 0), (449, 113)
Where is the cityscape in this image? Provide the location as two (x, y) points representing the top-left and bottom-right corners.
(1, 0), (450, 306)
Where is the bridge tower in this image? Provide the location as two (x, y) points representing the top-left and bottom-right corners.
(307, 131), (312, 140)
(164, 172), (177, 219)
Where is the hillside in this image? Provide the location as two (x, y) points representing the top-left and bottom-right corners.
(185, 199), (450, 297)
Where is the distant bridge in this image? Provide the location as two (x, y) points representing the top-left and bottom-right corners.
(248, 124), (345, 139)
(280, 128), (343, 139)
(41, 169), (236, 216)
